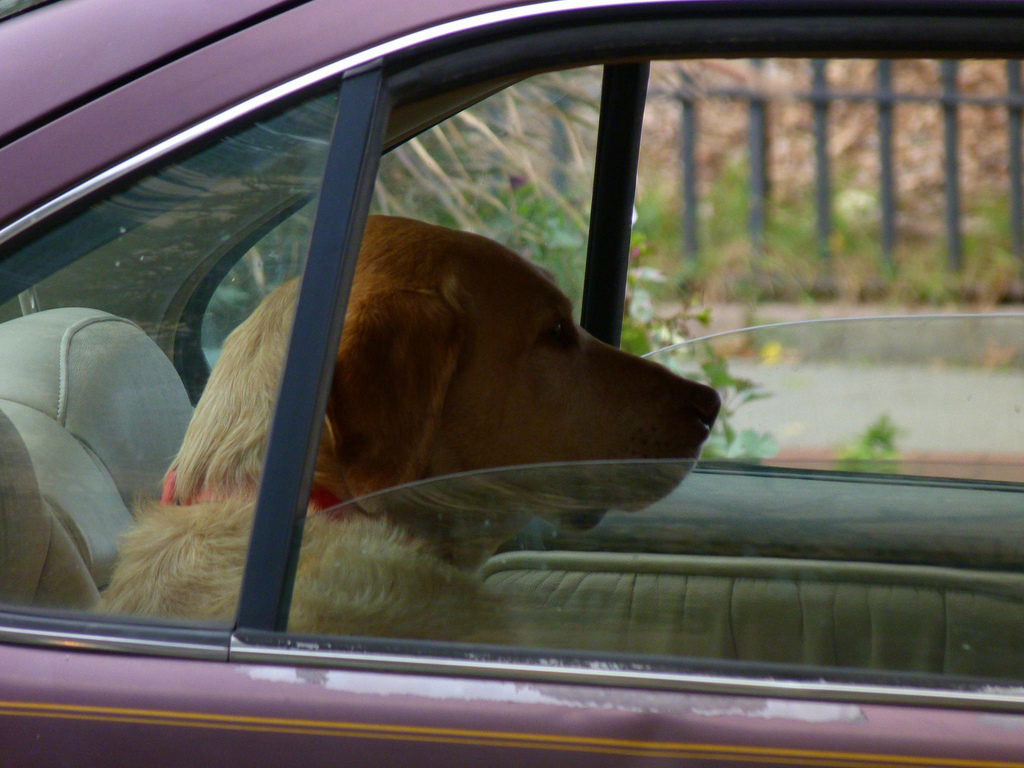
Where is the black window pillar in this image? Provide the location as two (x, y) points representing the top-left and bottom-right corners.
(235, 64), (388, 634)
(580, 62), (650, 348)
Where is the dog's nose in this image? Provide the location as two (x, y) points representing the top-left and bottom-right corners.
(689, 381), (721, 428)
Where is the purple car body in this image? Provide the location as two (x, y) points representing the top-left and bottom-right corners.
(2, 0), (1024, 764)
(6, 640), (1024, 766)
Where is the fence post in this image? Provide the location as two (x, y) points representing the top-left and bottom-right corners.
(550, 114), (570, 195)
(811, 59), (831, 262)
(1008, 60), (1023, 261)
(941, 59), (962, 271)
(877, 60), (897, 267)
(679, 69), (699, 262)
(749, 59), (769, 255)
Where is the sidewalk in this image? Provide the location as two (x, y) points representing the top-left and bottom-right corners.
(726, 358), (1021, 452)
(662, 304), (1024, 482)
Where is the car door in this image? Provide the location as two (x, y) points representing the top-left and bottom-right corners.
(2, 2), (1024, 766)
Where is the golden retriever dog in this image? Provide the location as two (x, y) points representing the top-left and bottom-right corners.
(101, 215), (719, 642)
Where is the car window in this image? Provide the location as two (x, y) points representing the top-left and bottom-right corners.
(0, 90), (336, 372)
(0, 85), (339, 617)
(200, 199), (316, 367)
(278, 60), (1022, 684)
(628, 59), (1024, 476)
(379, 61), (1024, 481)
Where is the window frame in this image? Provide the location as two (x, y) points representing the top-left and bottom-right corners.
(235, 63), (390, 632)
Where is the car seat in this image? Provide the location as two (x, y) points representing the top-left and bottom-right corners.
(0, 407), (98, 608)
(484, 550), (1024, 677)
(0, 309), (193, 604)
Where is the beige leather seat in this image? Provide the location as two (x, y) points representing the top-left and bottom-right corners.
(484, 550), (1024, 677)
(0, 408), (98, 608)
(0, 309), (193, 604)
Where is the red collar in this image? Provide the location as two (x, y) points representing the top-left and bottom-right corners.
(309, 485), (344, 513)
(161, 470), (344, 514)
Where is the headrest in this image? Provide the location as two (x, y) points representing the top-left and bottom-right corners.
(0, 308), (193, 508)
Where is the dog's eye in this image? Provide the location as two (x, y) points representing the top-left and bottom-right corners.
(542, 319), (576, 348)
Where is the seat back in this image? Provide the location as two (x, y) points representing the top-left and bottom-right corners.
(0, 309), (193, 592)
(484, 550), (1024, 678)
(0, 407), (98, 608)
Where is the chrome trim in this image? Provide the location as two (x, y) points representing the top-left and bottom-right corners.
(230, 636), (1024, 713)
(0, 0), (675, 247)
(0, 623), (228, 661)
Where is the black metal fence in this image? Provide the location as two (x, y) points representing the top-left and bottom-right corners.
(673, 60), (1024, 270)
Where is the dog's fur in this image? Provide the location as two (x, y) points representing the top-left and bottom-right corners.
(101, 216), (719, 641)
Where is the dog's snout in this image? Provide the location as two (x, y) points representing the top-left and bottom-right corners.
(689, 381), (721, 429)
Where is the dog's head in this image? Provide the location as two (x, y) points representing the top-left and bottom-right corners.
(318, 216), (718, 488)
(318, 217), (718, 558)
(172, 215), (719, 560)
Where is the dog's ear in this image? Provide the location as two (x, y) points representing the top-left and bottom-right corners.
(324, 288), (462, 497)
(171, 281), (298, 502)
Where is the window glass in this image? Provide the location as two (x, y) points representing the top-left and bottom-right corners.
(0, 93), (335, 358)
(200, 199), (317, 367)
(278, 62), (1022, 685)
(653, 315), (1024, 482)
(631, 60), (1024, 477)
(373, 68), (600, 309)
(304, 462), (1024, 679)
(0, 87), (339, 619)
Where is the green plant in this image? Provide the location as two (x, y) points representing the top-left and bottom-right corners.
(621, 231), (688, 355)
(835, 413), (902, 473)
(620, 229), (780, 461)
(693, 347), (779, 460)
